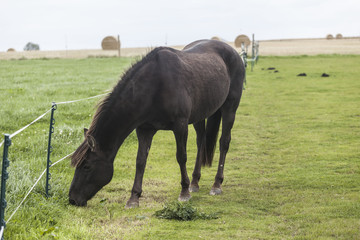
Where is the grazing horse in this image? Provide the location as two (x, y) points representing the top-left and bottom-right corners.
(69, 39), (245, 208)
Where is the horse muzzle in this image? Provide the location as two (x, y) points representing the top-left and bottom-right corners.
(69, 197), (87, 207)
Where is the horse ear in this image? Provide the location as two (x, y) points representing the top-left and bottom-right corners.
(86, 135), (97, 152)
(84, 128), (88, 138)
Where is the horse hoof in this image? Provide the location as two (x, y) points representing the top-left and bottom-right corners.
(125, 200), (139, 209)
(178, 194), (191, 202)
(210, 188), (222, 195)
(189, 185), (199, 193)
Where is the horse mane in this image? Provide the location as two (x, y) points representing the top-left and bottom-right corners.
(71, 47), (167, 167)
(70, 141), (89, 167)
(70, 95), (111, 167)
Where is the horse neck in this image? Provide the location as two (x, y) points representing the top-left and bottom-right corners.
(92, 99), (138, 161)
(92, 60), (154, 161)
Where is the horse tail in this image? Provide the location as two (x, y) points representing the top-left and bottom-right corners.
(202, 110), (222, 167)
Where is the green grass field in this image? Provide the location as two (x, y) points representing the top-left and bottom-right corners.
(0, 55), (359, 239)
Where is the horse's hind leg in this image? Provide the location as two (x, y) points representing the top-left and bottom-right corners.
(125, 127), (156, 208)
(190, 120), (206, 192)
(210, 109), (236, 195)
(173, 120), (191, 201)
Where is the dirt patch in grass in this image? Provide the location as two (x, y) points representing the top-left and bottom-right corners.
(94, 216), (151, 239)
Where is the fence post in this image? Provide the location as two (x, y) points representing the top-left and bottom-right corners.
(117, 35), (121, 57)
(45, 103), (56, 198)
(240, 42), (247, 90)
(251, 34), (255, 72)
(0, 134), (11, 238)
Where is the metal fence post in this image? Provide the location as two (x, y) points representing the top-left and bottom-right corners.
(0, 134), (11, 238)
(240, 42), (247, 90)
(255, 41), (259, 63)
(251, 34), (255, 72)
(117, 35), (121, 57)
(45, 102), (56, 198)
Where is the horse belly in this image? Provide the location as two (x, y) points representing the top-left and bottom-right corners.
(188, 72), (230, 123)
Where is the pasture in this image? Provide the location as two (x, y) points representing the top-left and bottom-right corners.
(0, 54), (359, 239)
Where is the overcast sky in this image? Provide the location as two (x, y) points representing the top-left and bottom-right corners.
(1, 0), (359, 51)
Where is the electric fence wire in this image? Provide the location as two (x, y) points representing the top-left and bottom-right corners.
(5, 151), (74, 224)
(0, 92), (109, 148)
(1, 92), (109, 226)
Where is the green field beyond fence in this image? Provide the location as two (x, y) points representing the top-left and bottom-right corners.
(0, 55), (359, 239)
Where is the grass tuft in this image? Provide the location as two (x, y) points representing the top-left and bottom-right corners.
(154, 201), (219, 221)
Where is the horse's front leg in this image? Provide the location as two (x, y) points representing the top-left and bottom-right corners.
(173, 120), (191, 201)
(125, 127), (156, 208)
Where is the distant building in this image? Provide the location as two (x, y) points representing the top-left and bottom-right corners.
(24, 42), (40, 51)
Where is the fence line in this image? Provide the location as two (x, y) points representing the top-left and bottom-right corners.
(0, 91), (109, 237)
(0, 92), (109, 148)
(56, 92), (109, 105)
(51, 151), (74, 167)
(5, 152), (74, 224)
(10, 109), (52, 139)
(239, 34), (260, 72)
(0, 109), (52, 149)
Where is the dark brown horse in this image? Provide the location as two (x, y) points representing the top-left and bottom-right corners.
(69, 39), (245, 208)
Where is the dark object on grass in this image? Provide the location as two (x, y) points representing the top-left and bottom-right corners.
(154, 201), (219, 221)
(68, 39), (246, 208)
(267, 67), (276, 70)
(321, 73), (330, 77)
(297, 73), (307, 76)
(274, 70), (279, 73)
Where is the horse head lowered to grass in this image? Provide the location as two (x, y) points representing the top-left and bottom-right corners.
(69, 39), (245, 208)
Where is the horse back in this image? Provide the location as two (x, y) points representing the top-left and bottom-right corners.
(152, 40), (244, 123)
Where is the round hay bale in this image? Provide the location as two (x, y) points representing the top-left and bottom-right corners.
(326, 34), (334, 40)
(234, 35), (251, 48)
(336, 33), (343, 39)
(211, 36), (227, 42)
(101, 36), (120, 50)
(211, 36), (221, 41)
(7, 48), (15, 52)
